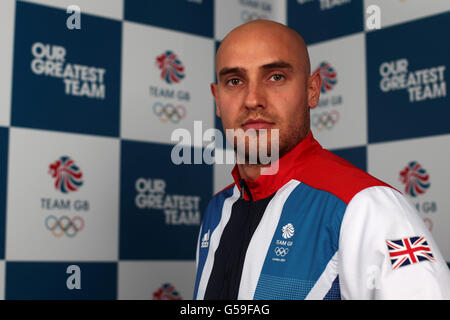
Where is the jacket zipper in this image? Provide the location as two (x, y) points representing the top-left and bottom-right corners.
(221, 178), (254, 299)
(239, 178), (253, 202)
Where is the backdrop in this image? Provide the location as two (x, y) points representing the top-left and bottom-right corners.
(0, 0), (448, 299)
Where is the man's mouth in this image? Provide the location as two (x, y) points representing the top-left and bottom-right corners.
(241, 118), (275, 131)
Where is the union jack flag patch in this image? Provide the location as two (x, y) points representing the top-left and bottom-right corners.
(386, 236), (435, 270)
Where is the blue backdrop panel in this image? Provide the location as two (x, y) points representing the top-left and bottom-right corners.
(124, 0), (214, 38)
(5, 262), (117, 299)
(367, 12), (450, 143)
(287, 0), (363, 44)
(120, 139), (213, 260)
(0, 127), (8, 260)
(11, 1), (122, 137)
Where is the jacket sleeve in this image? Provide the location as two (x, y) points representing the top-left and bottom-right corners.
(338, 186), (450, 299)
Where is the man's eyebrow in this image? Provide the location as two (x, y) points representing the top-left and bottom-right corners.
(217, 61), (294, 79)
(218, 67), (245, 78)
(260, 61), (294, 70)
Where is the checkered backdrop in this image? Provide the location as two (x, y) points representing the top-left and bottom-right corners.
(0, 0), (448, 299)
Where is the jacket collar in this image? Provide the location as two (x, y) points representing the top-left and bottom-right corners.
(231, 131), (321, 201)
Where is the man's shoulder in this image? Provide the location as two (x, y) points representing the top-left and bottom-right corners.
(206, 183), (236, 209)
(201, 183), (237, 226)
(214, 183), (236, 197)
(295, 148), (394, 204)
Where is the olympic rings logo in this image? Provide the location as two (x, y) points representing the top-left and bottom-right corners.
(240, 10), (268, 22)
(311, 110), (340, 131)
(274, 247), (289, 257)
(153, 102), (187, 124)
(45, 215), (85, 238)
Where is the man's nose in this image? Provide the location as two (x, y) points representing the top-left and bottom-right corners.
(244, 81), (266, 110)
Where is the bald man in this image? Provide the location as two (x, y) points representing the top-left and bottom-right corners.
(193, 20), (450, 300)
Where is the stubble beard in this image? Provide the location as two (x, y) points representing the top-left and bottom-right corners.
(231, 110), (310, 166)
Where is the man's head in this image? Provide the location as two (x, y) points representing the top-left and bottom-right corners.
(211, 20), (321, 163)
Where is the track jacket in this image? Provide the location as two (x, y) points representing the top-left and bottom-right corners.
(194, 132), (450, 300)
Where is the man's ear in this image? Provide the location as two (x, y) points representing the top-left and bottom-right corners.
(307, 72), (321, 109)
(211, 83), (221, 117)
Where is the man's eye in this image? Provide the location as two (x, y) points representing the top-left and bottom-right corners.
(269, 74), (285, 82)
(227, 78), (242, 86)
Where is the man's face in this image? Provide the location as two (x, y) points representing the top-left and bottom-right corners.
(212, 24), (319, 161)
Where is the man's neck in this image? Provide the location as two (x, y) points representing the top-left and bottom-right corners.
(237, 163), (269, 181)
